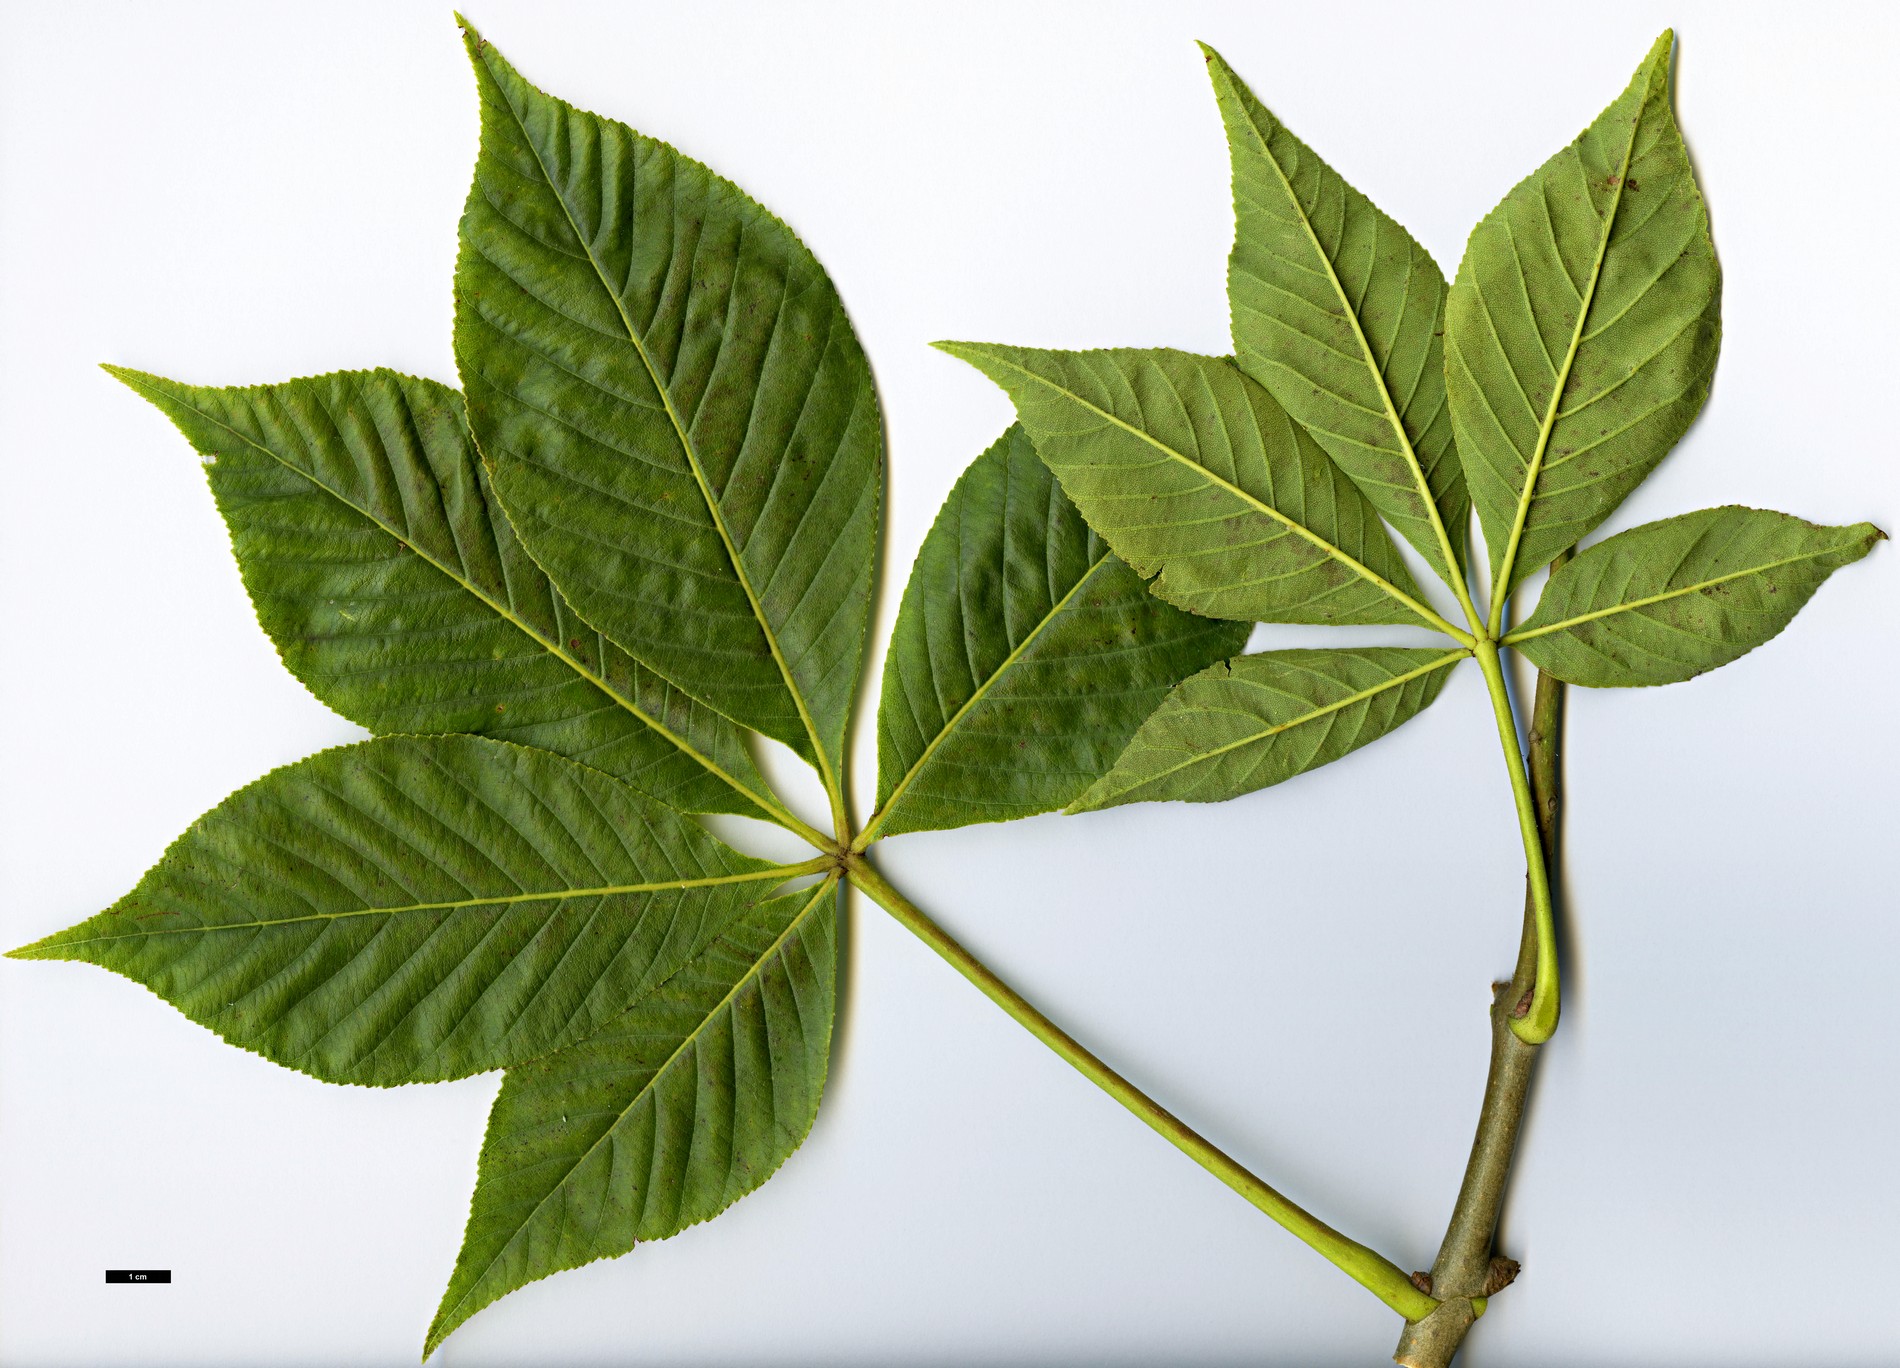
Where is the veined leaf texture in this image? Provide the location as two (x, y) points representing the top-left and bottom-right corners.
(428, 878), (838, 1353)
(13, 735), (806, 1086)
(871, 424), (1247, 838)
(106, 367), (775, 819)
(7, 17), (1883, 1366)
(1510, 508), (1883, 686)
(1205, 45), (1469, 589)
(935, 345), (1439, 629)
(1445, 31), (1721, 614)
(1073, 648), (1465, 811)
(455, 29), (881, 781)
(15, 22), (1268, 1355)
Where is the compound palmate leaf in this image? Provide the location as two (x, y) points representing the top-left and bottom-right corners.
(455, 24), (879, 788)
(9, 735), (812, 1085)
(1205, 45), (1468, 587)
(107, 366), (774, 819)
(936, 344), (1445, 631)
(426, 877), (837, 1356)
(1509, 506), (1883, 686)
(868, 424), (1247, 839)
(1447, 30), (1720, 608)
(1073, 647), (1466, 811)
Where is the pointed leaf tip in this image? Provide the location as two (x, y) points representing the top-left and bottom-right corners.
(19, 734), (798, 1086)
(1511, 508), (1880, 687)
(1212, 45), (1469, 586)
(452, 36), (881, 776)
(1447, 20), (1718, 601)
(457, 13), (492, 60)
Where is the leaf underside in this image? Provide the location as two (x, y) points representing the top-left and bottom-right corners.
(426, 878), (837, 1356)
(872, 423), (1248, 837)
(1073, 647), (1464, 811)
(1206, 45), (1468, 586)
(10, 735), (800, 1086)
(454, 26), (880, 777)
(1511, 506), (1883, 686)
(1447, 30), (1721, 601)
(936, 344), (1431, 628)
(107, 366), (770, 817)
(28, 19), (1879, 1366)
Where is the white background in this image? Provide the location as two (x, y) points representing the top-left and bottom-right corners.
(2, 2), (1895, 1364)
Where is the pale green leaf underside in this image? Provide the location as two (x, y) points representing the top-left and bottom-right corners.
(1509, 506), (1883, 686)
(1072, 647), (1464, 811)
(9, 735), (806, 1086)
(107, 366), (772, 819)
(454, 25), (880, 778)
(426, 877), (836, 1357)
(871, 424), (1247, 839)
(935, 344), (1436, 629)
(1447, 30), (1720, 605)
(1206, 45), (1468, 587)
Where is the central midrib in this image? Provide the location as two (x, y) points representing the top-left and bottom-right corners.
(860, 552), (1112, 845)
(1084, 649), (1468, 802)
(430, 875), (836, 1340)
(975, 353), (1461, 640)
(1233, 93), (1468, 594)
(487, 65), (842, 808)
(139, 381), (785, 827)
(38, 863), (814, 948)
(1488, 93), (1643, 630)
(1503, 548), (1846, 644)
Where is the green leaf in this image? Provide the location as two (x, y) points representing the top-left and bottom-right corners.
(1446, 31), (1721, 616)
(106, 366), (776, 820)
(1507, 507), (1883, 686)
(1205, 46), (1469, 588)
(8, 735), (818, 1086)
(1071, 647), (1465, 811)
(425, 876), (836, 1358)
(934, 344), (1455, 634)
(867, 424), (1247, 840)
(453, 24), (879, 794)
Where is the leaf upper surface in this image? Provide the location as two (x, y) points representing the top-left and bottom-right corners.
(453, 26), (880, 780)
(1206, 46), (1468, 587)
(10, 735), (807, 1086)
(1509, 507), (1883, 686)
(870, 424), (1247, 839)
(1072, 647), (1464, 811)
(1446, 31), (1721, 613)
(108, 366), (772, 818)
(426, 878), (836, 1357)
(936, 344), (1441, 630)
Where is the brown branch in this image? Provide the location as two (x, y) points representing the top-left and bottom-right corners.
(1394, 660), (1565, 1367)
